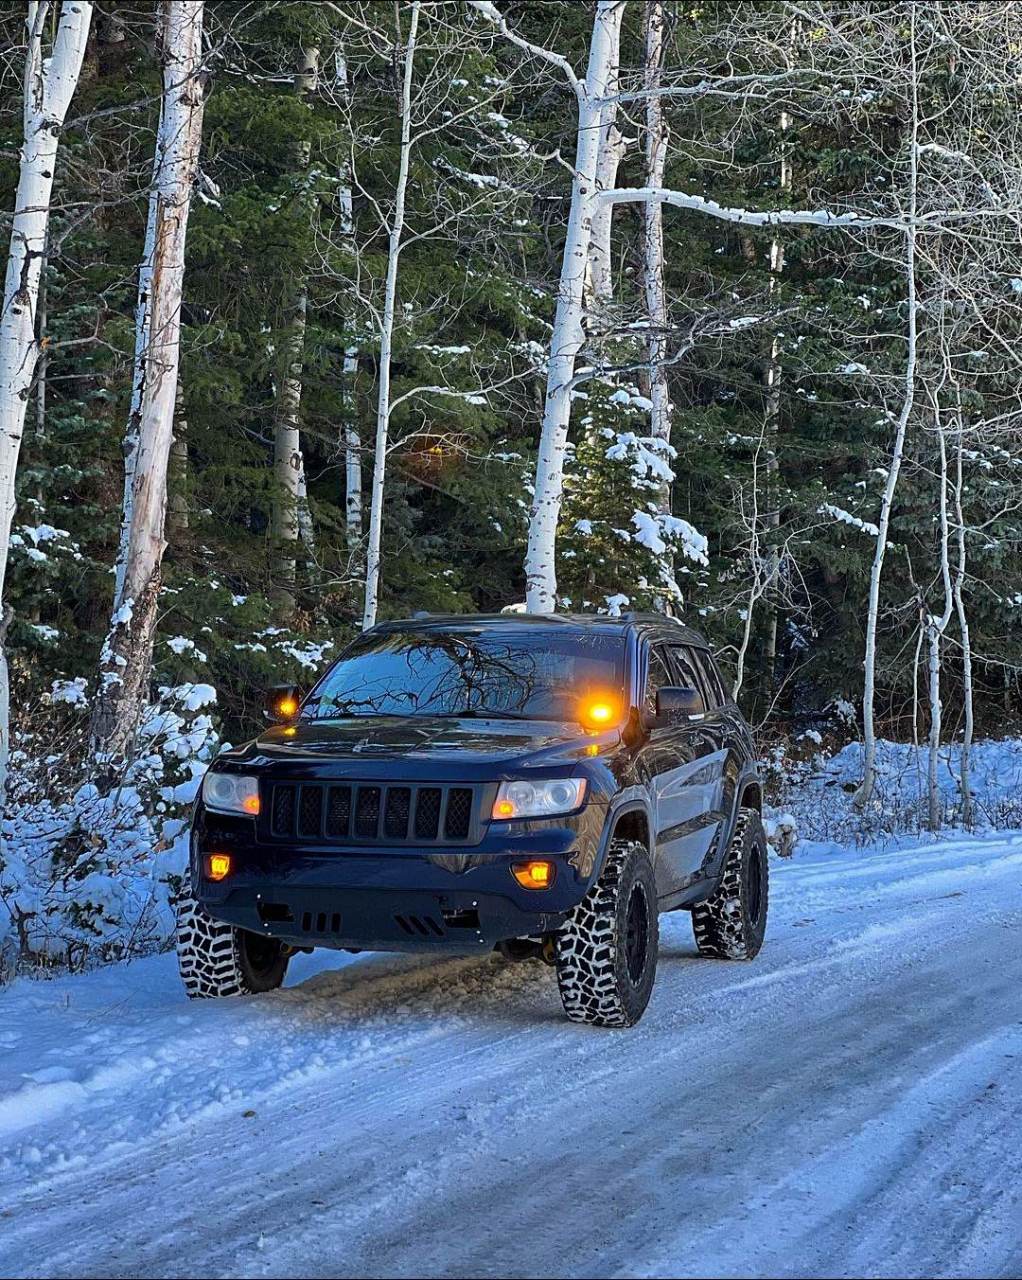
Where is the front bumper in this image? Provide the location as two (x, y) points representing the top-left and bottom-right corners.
(192, 806), (603, 954)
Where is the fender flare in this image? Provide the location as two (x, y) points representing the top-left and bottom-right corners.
(588, 791), (656, 885)
(715, 767), (763, 867)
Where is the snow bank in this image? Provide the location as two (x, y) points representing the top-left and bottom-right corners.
(767, 736), (1022, 850)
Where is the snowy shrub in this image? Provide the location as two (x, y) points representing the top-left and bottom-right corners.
(765, 737), (1022, 849)
(0, 682), (220, 976)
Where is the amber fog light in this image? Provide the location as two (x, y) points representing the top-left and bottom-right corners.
(206, 853), (232, 882)
(512, 860), (555, 890)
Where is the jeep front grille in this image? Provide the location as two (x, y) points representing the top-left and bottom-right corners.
(265, 781), (483, 846)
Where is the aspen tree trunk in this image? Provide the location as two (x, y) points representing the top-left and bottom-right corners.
(361, 1), (420, 630)
(951, 414), (974, 828)
(524, 0), (624, 612)
(34, 242), (48, 501)
(926, 425), (954, 833)
(272, 287), (307, 606)
(858, 8), (919, 806)
(641, 0), (671, 517)
(0, 0), (92, 803)
(762, 94), (793, 688)
(335, 47), (362, 560)
(271, 45), (319, 614)
(91, 0), (205, 760)
(588, 58), (624, 306)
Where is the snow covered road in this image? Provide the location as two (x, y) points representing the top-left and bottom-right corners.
(2, 835), (1021, 1279)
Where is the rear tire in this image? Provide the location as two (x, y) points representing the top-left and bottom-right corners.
(176, 890), (289, 999)
(692, 808), (768, 960)
(555, 839), (658, 1028)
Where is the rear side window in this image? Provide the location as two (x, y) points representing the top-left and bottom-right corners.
(668, 646), (719, 710)
(693, 649), (728, 708)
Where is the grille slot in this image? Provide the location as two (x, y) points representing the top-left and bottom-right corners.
(298, 786), (324, 837)
(355, 786), (381, 838)
(384, 787), (411, 839)
(325, 786), (352, 838)
(415, 788), (443, 839)
(266, 782), (478, 845)
(445, 788), (473, 840)
(272, 784), (296, 836)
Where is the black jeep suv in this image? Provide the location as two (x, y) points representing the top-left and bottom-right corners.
(176, 612), (767, 1026)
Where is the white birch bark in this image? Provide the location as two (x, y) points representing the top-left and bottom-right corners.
(588, 60), (624, 306)
(523, 0), (624, 613)
(0, 0), (92, 802)
(641, 0), (671, 515)
(272, 287), (307, 601)
(762, 84), (793, 687)
(361, 0), (421, 630)
(34, 240), (48, 502)
(91, 0), (206, 759)
(926, 425), (954, 832)
(271, 45), (319, 611)
(951, 409), (973, 828)
(344, 419), (361, 551)
(336, 46), (362, 556)
(857, 10), (919, 806)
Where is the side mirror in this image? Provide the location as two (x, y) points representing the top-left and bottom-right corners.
(654, 686), (705, 726)
(264, 683), (301, 723)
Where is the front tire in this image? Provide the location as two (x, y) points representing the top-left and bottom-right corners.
(555, 839), (659, 1028)
(176, 891), (289, 999)
(692, 808), (768, 960)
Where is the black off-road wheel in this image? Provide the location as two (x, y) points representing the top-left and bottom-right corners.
(176, 891), (290, 999)
(692, 808), (768, 960)
(555, 839), (659, 1028)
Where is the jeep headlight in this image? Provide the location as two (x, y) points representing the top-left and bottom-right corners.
(491, 778), (586, 820)
(202, 771), (261, 817)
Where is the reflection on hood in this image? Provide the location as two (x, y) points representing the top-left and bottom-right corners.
(257, 714), (588, 763)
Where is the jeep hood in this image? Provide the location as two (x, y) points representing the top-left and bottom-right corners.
(241, 715), (611, 777)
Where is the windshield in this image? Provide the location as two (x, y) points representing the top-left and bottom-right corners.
(302, 626), (626, 723)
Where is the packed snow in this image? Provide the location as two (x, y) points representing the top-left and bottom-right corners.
(1, 833), (1020, 1278)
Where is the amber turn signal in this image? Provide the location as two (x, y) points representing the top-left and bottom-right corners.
(275, 696), (298, 718)
(206, 853), (232, 882)
(512, 860), (555, 890)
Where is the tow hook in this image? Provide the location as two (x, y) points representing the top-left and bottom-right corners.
(541, 935), (558, 966)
